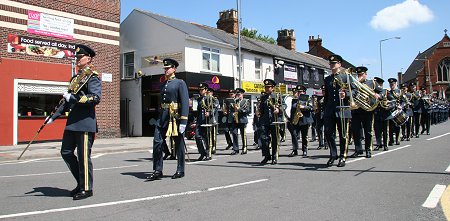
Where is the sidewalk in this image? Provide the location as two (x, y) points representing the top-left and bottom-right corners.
(0, 134), (258, 162)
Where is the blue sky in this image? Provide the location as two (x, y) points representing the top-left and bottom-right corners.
(120, 0), (449, 82)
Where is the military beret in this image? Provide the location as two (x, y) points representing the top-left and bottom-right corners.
(400, 83), (407, 88)
(75, 44), (95, 57)
(328, 54), (342, 63)
(235, 88), (245, 94)
(163, 58), (179, 68)
(409, 82), (416, 87)
(207, 87), (214, 92)
(296, 85), (307, 92)
(198, 82), (208, 90)
(388, 78), (397, 83)
(374, 77), (384, 84)
(291, 88), (297, 93)
(229, 89), (236, 93)
(355, 66), (368, 74)
(263, 79), (276, 87)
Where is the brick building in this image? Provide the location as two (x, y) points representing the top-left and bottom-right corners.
(0, 0), (120, 145)
(402, 31), (450, 99)
(306, 35), (355, 70)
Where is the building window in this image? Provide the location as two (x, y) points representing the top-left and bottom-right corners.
(18, 93), (63, 117)
(123, 52), (134, 79)
(255, 58), (262, 80)
(202, 46), (220, 73)
(437, 57), (450, 82)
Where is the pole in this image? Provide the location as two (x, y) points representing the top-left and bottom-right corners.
(379, 40), (383, 79)
(237, 0), (242, 88)
(427, 59), (432, 94)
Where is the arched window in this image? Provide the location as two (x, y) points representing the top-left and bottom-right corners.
(437, 57), (450, 82)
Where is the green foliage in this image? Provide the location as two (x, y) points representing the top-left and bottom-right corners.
(241, 28), (276, 44)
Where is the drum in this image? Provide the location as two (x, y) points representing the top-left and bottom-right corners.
(283, 95), (294, 119)
(391, 109), (408, 126)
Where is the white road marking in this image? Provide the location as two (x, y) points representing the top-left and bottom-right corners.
(0, 179), (268, 219)
(0, 165), (139, 178)
(187, 159), (217, 165)
(422, 184), (446, 208)
(426, 132), (450, 141)
(445, 164), (450, 173)
(346, 145), (411, 164)
(92, 154), (105, 159)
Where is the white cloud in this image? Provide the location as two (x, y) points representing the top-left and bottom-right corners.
(370, 0), (434, 31)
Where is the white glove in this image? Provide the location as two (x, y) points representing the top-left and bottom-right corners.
(179, 124), (186, 134)
(63, 92), (71, 102)
(46, 116), (53, 125)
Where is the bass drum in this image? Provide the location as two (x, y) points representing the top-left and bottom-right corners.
(391, 109), (408, 126)
(283, 95), (294, 119)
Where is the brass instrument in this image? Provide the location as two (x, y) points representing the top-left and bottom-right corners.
(233, 99), (240, 123)
(334, 68), (379, 111)
(291, 100), (304, 125)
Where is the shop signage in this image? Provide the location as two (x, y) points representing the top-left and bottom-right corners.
(242, 81), (287, 93)
(7, 34), (76, 59)
(283, 64), (298, 82)
(28, 10), (74, 40)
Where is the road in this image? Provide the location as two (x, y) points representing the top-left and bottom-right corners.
(0, 122), (449, 220)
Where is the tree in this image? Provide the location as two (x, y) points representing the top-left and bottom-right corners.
(241, 28), (276, 44)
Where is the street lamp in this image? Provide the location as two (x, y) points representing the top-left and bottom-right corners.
(379, 36), (401, 79)
(415, 57), (432, 94)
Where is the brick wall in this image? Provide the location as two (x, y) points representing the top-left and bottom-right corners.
(0, 0), (121, 144)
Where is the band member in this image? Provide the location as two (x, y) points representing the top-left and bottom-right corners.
(46, 44), (100, 200)
(259, 79), (280, 165)
(288, 85), (313, 157)
(207, 87), (220, 154)
(315, 85), (326, 149)
(253, 96), (262, 149)
(409, 82), (422, 138)
(230, 88), (250, 155)
(195, 83), (212, 161)
(373, 77), (389, 151)
(400, 83), (413, 141)
(223, 90), (236, 149)
(323, 54), (351, 167)
(387, 78), (403, 146)
(349, 66), (382, 158)
(147, 58), (189, 181)
(420, 87), (432, 135)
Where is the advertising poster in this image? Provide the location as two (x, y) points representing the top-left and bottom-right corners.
(7, 34), (76, 59)
(27, 10), (74, 40)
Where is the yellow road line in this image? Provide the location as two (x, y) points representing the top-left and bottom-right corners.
(442, 185), (450, 221)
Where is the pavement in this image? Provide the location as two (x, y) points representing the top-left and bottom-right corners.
(0, 134), (258, 162)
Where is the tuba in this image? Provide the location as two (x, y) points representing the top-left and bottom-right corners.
(334, 68), (379, 111)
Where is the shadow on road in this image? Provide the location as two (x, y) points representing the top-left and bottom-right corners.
(23, 187), (70, 197)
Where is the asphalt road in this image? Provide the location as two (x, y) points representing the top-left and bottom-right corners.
(0, 122), (449, 221)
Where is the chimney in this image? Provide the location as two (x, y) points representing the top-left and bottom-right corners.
(308, 35), (322, 51)
(277, 29), (296, 51)
(216, 9), (238, 35)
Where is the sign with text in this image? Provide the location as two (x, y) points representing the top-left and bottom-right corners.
(28, 10), (74, 40)
(242, 81), (287, 94)
(283, 64), (298, 82)
(7, 34), (76, 59)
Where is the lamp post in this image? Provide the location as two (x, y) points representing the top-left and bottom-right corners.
(415, 57), (432, 94)
(379, 36), (401, 79)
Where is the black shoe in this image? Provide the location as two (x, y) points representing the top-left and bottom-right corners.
(260, 156), (270, 165)
(70, 186), (80, 197)
(395, 141), (400, 145)
(388, 142), (393, 146)
(203, 156), (212, 161)
(349, 152), (362, 158)
(288, 150), (298, 157)
(427, 132), (430, 135)
(406, 137), (410, 141)
(241, 150), (247, 155)
(163, 153), (171, 160)
(317, 145), (323, 150)
(326, 158), (336, 167)
(401, 136), (405, 141)
(73, 190), (93, 200)
(171, 171), (185, 179)
(366, 151), (372, 158)
(271, 159), (277, 165)
(337, 159), (346, 167)
(146, 171), (163, 181)
(302, 151), (308, 157)
(421, 130), (425, 135)
(374, 145), (380, 151)
(384, 146), (389, 151)
(231, 150), (239, 155)
(168, 155), (176, 160)
(252, 142), (257, 146)
(197, 154), (205, 161)
(212, 150), (216, 154)
(225, 145), (232, 150)
(415, 135), (419, 138)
